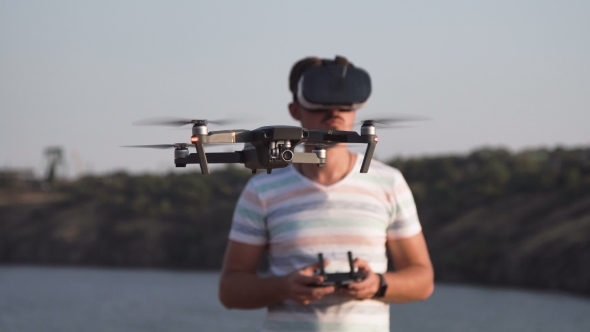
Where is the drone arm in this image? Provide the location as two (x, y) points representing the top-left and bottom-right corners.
(307, 129), (378, 173)
(184, 152), (245, 164)
(194, 142), (210, 174)
(360, 140), (377, 173)
(292, 152), (322, 164)
(307, 130), (367, 144)
(202, 130), (253, 143)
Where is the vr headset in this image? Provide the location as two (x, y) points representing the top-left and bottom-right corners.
(296, 63), (371, 111)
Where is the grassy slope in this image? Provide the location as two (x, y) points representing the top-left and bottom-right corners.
(421, 191), (590, 295)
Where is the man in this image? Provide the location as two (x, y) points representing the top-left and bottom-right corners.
(219, 56), (434, 331)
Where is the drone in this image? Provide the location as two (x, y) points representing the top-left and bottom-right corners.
(125, 60), (426, 175)
(125, 117), (389, 175)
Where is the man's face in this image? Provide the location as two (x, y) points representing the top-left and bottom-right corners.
(289, 103), (357, 132)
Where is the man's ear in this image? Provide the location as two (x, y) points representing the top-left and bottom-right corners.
(288, 103), (301, 121)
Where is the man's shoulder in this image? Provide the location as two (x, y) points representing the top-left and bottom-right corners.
(364, 157), (405, 180)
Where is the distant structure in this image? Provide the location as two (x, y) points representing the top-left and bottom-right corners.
(70, 151), (86, 177)
(44, 147), (65, 184)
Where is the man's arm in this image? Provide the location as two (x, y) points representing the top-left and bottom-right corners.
(218, 240), (335, 309)
(382, 232), (434, 302)
(341, 232), (434, 303)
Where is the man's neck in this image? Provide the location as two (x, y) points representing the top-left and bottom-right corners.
(297, 146), (356, 186)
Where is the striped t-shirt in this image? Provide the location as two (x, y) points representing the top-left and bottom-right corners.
(229, 154), (422, 332)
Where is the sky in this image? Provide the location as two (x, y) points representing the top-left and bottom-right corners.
(1, 0), (589, 177)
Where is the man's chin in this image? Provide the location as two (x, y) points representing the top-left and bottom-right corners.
(327, 124), (353, 131)
(322, 121), (347, 131)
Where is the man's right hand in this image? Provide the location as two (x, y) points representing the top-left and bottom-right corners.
(282, 260), (335, 305)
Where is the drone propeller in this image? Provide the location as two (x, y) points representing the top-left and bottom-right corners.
(132, 116), (236, 127)
(357, 115), (430, 128)
(122, 143), (195, 149)
(122, 141), (235, 149)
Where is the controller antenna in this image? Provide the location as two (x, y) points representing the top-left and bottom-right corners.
(347, 251), (355, 276)
(318, 253), (326, 278)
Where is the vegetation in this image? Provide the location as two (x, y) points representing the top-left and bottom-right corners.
(390, 147), (590, 295)
(1, 146), (589, 296)
(391, 147), (590, 214)
(0, 167), (251, 269)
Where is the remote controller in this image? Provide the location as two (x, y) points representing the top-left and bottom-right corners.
(309, 251), (364, 287)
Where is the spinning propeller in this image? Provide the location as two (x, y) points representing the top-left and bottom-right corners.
(132, 117), (236, 127)
(122, 143), (195, 149)
(358, 115), (430, 128)
(125, 114), (427, 175)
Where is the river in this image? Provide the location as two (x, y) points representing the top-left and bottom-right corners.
(0, 266), (588, 331)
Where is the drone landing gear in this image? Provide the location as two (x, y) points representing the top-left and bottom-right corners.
(191, 122), (210, 174)
(360, 140), (377, 173)
(194, 141), (210, 174)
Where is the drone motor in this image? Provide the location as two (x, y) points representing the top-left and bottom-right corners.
(312, 146), (327, 167)
(192, 122), (208, 135)
(174, 147), (189, 159)
(360, 122), (376, 136)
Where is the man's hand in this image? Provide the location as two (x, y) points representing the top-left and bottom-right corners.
(338, 258), (380, 300)
(282, 260), (336, 305)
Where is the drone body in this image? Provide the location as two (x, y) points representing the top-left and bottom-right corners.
(178, 122), (377, 174)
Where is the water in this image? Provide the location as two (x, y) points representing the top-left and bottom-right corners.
(0, 266), (588, 332)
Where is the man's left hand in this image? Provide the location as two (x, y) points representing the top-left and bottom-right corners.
(338, 258), (381, 300)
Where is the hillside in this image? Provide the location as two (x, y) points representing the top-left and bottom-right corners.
(1, 147), (589, 296)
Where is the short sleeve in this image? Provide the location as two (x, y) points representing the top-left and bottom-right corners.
(228, 179), (268, 245)
(387, 171), (422, 239)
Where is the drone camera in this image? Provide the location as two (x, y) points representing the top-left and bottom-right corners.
(281, 149), (294, 162)
(269, 140), (295, 162)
